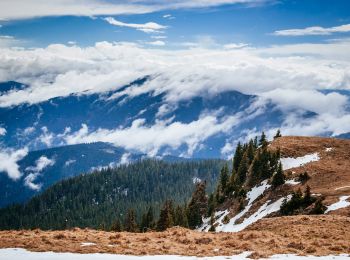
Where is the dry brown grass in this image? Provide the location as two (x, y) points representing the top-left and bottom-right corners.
(0, 215), (349, 257)
(270, 136), (350, 216)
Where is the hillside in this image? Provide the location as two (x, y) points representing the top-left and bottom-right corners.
(0, 136), (350, 258)
(0, 159), (224, 230)
(199, 136), (350, 232)
(0, 142), (144, 208)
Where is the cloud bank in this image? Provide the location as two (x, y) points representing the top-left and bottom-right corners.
(0, 38), (349, 157)
(274, 24), (350, 36)
(0, 0), (269, 20)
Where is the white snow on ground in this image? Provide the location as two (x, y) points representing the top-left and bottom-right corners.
(0, 249), (348, 260)
(192, 177), (201, 184)
(219, 196), (290, 232)
(285, 179), (300, 185)
(81, 242), (96, 247)
(325, 147), (333, 152)
(325, 196), (350, 213)
(335, 186), (350, 191)
(201, 180), (272, 232)
(280, 153), (320, 170)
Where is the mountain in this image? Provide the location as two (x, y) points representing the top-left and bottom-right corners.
(0, 159), (225, 230)
(0, 79), (282, 157)
(199, 136), (350, 232)
(0, 142), (143, 208)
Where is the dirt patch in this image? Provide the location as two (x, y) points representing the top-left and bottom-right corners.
(0, 215), (349, 257)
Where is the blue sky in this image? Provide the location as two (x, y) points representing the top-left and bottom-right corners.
(1, 0), (350, 48)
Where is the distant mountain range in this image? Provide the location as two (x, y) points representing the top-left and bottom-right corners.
(0, 80), (349, 208)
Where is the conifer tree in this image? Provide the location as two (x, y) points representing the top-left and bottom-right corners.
(302, 185), (313, 206)
(233, 142), (243, 172)
(207, 193), (216, 217)
(219, 164), (229, 195)
(236, 152), (249, 186)
(174, 205), (188, 227)
(274, 129), (282, 139)
(156, 200), (174, 231)
(272, 162), (285, 187)
(140, 206), (154, 232)
(310, 198), (326, 215)
(124, 209), (138, 232)
(259, 131), (267, 147)
(111, 218), (122, 232)
(187, 182), (208, 229)
(247, 139), (255, 164)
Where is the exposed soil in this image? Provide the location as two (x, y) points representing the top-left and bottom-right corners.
(0, 215), (349, 258)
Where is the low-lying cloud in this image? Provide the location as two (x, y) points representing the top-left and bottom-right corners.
(0, 147), (28, 180)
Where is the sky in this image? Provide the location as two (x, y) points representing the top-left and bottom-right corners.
(1, 0), (350, 181)
(0, 0), (350, 48)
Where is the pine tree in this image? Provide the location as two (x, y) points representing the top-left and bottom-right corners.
(272, 162), (285, 187)
(111, 218), (122, 232)
(303, 185), (312, 206)
(259, 131), (267, 147)
(233, 142), (243, 172)
(247, 139), (255, 164)
(207, 193), (216, 217)
(274, 129), (282, 139)
(310, 198), (326, 215)
(236, 152), (249, 186)
(219, 164), (229, 195)
(174, 205), (188, 227)
(187, 182), (208, 229)
(156, 200), (174, 231)
(124, 209), (138, 232)
(140, 206), (154, 232)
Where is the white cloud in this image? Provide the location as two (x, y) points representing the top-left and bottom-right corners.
(24, 156), (55, 190)
(0, 35), (21, 47)
(0, 147), (28, 180)
(64, 112), (240, 156)
(146, 40), (166, 46)
(0, 39), (349, 147)
(163, 14), (175, 19)
(0, 127), (6, 136)
(104, 17), (167, 34)
(223, 43), (249, 49)
(274, 24), (350, 36)
(0, 0), (268, 20)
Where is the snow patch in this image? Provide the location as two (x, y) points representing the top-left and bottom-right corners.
(0, 248), (348, 260)
(325, 196), (350, 213)
(281, 153), (320, 170)
(81, 242), (96, 247)
(325, 147), (333, 152)
(335, 186), (350, 191)
(285, 179), (300, 185)
(219, 196), (291, 232)
(201, 180), (271, 232)
(192, 177), (201, 184)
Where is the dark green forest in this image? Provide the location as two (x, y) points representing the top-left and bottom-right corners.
(0, 159), (224, 230)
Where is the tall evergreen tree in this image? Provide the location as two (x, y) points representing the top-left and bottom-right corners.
(236, 152), (249, 186)
(259, 131), (268, 148)
(274, 129), (282, 139)
(156, 200), (174, 231)
(233, 142), (243, 172)
(111, 218), (122, 232)
(219, 164), (229, 195)
(140, 206), (154, 232)
(187, 182), (208, 229)
(124, 209), (138, 232)
(272, 162), (285, 187)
